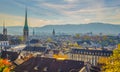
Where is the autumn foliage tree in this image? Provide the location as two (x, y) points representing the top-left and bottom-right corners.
(47, 37), (53, 42)
(101, 44), (120, 72)
(0, 58), (13, 72)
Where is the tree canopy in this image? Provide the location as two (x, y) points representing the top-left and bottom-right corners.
(102, 44), (120, 72)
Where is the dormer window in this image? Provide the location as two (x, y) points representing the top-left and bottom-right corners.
(58, 69), (62, 72)
(43, 67), (48, 71)
(34, 66), (38, 70)
(24, 70), (28, 72)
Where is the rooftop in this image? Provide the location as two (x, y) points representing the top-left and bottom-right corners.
(71, 48), (113, 56)
(0, 34), (8, 41)
(14, 57), (84, 72)
(1, 51), (19, 61)
(23, 46), (47, 52)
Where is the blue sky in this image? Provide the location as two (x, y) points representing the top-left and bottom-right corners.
(0, 0), (120, 27)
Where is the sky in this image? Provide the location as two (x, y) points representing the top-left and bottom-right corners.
(0, 0), (120, 27)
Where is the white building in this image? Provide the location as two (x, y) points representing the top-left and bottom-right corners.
(0, 34), (9, 50)
(0, 22), (9, 50)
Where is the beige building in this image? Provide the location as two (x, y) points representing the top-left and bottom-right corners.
(69, 48), (113, 66)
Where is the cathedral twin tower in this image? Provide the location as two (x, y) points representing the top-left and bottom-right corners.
(23, 8), (29, 42)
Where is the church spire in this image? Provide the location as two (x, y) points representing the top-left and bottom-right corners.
(24, 8), (28, 30)
(23, 8), (29, 42)
(33, 28), (35, 36)
(3, 20), (7, 35)
(3, 20), (5, 29)
(52, 29), (55, 36)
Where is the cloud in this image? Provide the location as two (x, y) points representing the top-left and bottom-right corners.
(42, 3), (74, 10)
(0, 13), (66, 27)
(0, 13), (24, 26)
(41, 0), (105, 15)
(0, 0), (120, 27)
(84, 19), (91, 23)
(64, 0), (79, 3)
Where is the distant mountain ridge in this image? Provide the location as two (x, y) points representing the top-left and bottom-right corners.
(0, 23), (120, 35)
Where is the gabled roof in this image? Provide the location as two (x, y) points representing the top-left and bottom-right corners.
(14, 57), (84, 72)
(71, 48), (113, 56)
(23, 46), (47, 52)
(77, 40), (92, 45)
(30, 39), (39, 44)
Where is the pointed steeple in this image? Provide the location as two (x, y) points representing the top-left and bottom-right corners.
(52, 29), (55, 36)
(3, 20), (7, 35)
(23, 8), (29, 42)
(24, 8), (28, 30)
(3, 20), (5, 29)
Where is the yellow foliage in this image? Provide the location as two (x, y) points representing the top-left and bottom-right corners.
(3, 67), (10, 72)
(98, 57), (109, 65)
(73, 42), (79, 47)
(18, 36), (24, 41)
(68, 42), (81, 48)
(75, 33), (80, 38)
(84, 35), (90, 40)
(103, 35), (107, 40)
(0, 58), (12, 72)
(53, 54), (68, 60)
(117, 44), (120, 49)
(101, 44), (120, 72)
(47, 37), (53, 42)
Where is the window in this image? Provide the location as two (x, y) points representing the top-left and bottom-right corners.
(34, 66), (38, 70)
(43, 67), (48, 71)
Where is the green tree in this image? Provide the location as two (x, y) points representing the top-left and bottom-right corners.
(47, 37), (53, 42)
(75, 33), (80, 39)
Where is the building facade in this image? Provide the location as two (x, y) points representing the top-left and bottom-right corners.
(0, 35), (9, 50)
(69, 48), (113, 66)
(0, 23), (9, 50)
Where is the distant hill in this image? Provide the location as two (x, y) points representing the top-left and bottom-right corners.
(0, 23), (120, 35)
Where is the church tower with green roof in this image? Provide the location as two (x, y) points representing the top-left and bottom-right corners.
(23, 8), (29, 42)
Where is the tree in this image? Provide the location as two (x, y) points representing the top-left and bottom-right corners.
(102, 35), (107, 40)
(102, 44), (120, 72)
(47, 37), (53, 42)
(98, 57), (109, 66)
(75, 33), (80, 39)
(18, 36), (24, 42)
(0, 58), (13, 72)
